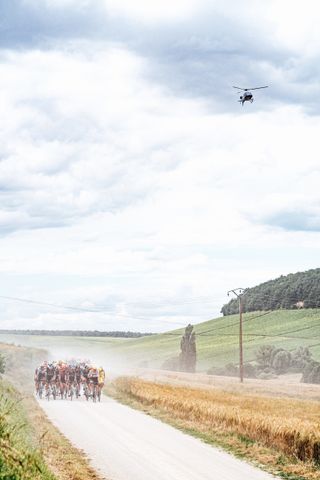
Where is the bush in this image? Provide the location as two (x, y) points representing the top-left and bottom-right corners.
(255, 345), (313, 375)
(301, 361), (320, 384)
(272, 350), (292, 374)
(161, 356), (180, 371)
(262, 367), (275, 374)
(292, 346), (312, 369)
(208, 362), (256, 378)
(243, 363), (257, 378)
(257, 372), (278, 380)
(255, 345), (275, 369)
(207, 363), (238, 377)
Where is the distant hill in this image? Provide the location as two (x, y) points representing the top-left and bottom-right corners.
(221, 268), (320, 316)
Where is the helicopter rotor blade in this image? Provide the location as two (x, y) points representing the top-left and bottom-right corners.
(248, 86), (269, 91)
(232, 86), (247, 91)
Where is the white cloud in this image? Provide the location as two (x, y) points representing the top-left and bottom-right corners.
(103, 0), (200, 22)
(265, 0), (320, 55)
(0, 2), (319, 331)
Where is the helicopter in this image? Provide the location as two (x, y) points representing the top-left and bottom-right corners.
(233, 85), (268, 106)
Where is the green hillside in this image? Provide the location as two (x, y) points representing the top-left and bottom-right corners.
(110, 309), (320, 371)
(221, 268), (320, 315)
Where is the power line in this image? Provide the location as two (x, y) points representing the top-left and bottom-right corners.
(197, 333), (319, 340)
(0, 295), (98, 313)
(162, 313), (320, 337)
(2, 292), (320, 332)
(0, 293), (226, 313)
(197, 311), (273, 336)
(274, 323), (320, 337)
(162, 312), (273, 335)
(0, 294), (186, 326)
(197, 320), (320, 340)
(107, 295), (226, 308)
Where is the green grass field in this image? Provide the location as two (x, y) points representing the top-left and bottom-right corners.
(107, 308), (320, 370)
(1, 309), (319, 372)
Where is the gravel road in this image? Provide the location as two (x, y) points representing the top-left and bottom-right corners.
(39, 395), (277, 480)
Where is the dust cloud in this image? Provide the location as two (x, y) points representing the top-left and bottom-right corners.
(0, 334), (130, 377)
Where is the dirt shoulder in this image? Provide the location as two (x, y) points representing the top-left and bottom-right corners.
(1, 342), (105, 480)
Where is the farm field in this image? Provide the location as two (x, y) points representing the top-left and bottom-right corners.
(134, 369), (320, 402)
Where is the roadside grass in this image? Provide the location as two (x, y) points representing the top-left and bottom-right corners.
(0, 342), (104, 480)
(0, 379), (56, 480)
(107, 377), (320, 480)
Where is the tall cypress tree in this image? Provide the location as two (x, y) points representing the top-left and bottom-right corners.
(179, 324), (197, 372)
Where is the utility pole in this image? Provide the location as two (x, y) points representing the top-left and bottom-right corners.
(227, 288), (247, 383)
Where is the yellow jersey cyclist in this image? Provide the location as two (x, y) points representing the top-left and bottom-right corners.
(98, 366), (105, 389)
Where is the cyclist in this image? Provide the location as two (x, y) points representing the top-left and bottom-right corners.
(34, 366), (39, 393)
(67, 364), (76, 398)
(75, 363), (82, 397)
(88, 366), (99, 398)
(58, 361), (68, 399)
(98, 366), (105, 388)
(44, 363), (56, 399)
(34, 362), (47, 397)
(80, 363), (90, 398)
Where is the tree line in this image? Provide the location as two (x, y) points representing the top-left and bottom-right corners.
(221, 268), (320, 315)
(0, 329), (154, 338)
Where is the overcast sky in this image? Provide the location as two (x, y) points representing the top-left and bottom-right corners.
(0, 0), (320, 332)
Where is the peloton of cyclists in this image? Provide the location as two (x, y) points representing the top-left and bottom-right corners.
(34, 360), (105, 401)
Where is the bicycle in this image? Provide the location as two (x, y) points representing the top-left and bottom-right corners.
(75, 381), (81, 399)
(45, 383), (52, 401)
(83, 383), (90, 401)
(96, 384), (103, 402)
(68, 382), (76, 401)
(91, 383), (100, 402)
(51, 382), (57, 400)
(38, 380), (45, 399)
